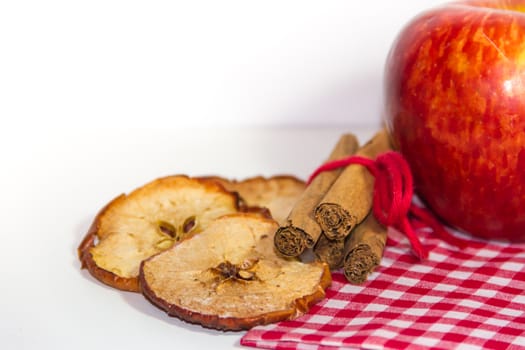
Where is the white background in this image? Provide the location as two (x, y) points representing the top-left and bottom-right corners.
(1, 0), (448, 129)
(1, 1), (449, 350)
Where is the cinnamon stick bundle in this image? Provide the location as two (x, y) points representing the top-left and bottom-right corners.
(314, 129), (392, 241)
(274, 133), (359, 257)
(342, 213), (387, 284)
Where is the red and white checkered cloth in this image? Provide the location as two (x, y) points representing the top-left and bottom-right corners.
(241, 226), (525, 350)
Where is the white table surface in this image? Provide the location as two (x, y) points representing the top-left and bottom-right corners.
(0, 126), (377, 350)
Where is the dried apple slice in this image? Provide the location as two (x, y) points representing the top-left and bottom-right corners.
(78, 175), (240, 292)
(202, 175), (305, 225)
(140, 213), (331, 331)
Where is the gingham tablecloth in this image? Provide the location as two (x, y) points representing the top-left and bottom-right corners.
(241, 227), (525, 350)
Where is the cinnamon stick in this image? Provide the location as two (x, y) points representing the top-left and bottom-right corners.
(274, 133), (359, 257)
(313, 233), (345, 270)
(342, 213), (387, 284)
(314, 129), (392, 241)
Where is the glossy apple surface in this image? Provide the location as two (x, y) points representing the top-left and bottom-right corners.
(383, 0), (525, 241)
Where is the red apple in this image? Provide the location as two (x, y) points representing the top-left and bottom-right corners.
(383, 0), (525, 241)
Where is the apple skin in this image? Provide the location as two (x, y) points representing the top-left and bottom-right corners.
(383, 0), (525, 241)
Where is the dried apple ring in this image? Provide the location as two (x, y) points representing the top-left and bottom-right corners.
(140, 213), (331, 330)
(78, 175), (240, 292)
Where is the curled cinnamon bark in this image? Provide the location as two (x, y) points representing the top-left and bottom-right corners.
(314, 130), (392, 241)
(274, 134), (359, 257)
(313, 233), (345, 270)
(342, 213), (387, 284)
(273, 225), (309, 257)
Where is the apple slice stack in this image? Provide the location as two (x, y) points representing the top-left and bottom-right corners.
(78, 174), (331, 330)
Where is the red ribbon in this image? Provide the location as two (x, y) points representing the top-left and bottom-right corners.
(307, 151), (470, 260)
